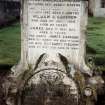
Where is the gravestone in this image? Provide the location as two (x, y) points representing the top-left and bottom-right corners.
(4, 0), (104, 105)
(9, 0), (92, 78)
(89, 0), (105, 17)
(20, 0), (91, 75)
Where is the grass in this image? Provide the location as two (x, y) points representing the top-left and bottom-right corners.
(87, 17), (105, 66)
(0, 17), (105, 65)
(0, 23), (21, 65)
(87, 17), (105, 55)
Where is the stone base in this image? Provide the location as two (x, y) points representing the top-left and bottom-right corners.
(3, 57), (104, 105)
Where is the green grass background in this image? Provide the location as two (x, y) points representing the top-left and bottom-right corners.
(0, 17), (105, 65)
(87, 17), (105, 66)
(0, 23), (21, 64)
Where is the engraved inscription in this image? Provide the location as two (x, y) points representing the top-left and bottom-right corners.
(27, 0), (81, 53)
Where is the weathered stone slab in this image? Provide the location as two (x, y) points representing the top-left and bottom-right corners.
(21, 70), (78, 105)
(20, 0), (91, 75)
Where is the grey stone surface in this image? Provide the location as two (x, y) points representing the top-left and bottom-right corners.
(89, 0), (105, 17)
(12, 0), (92, 76)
